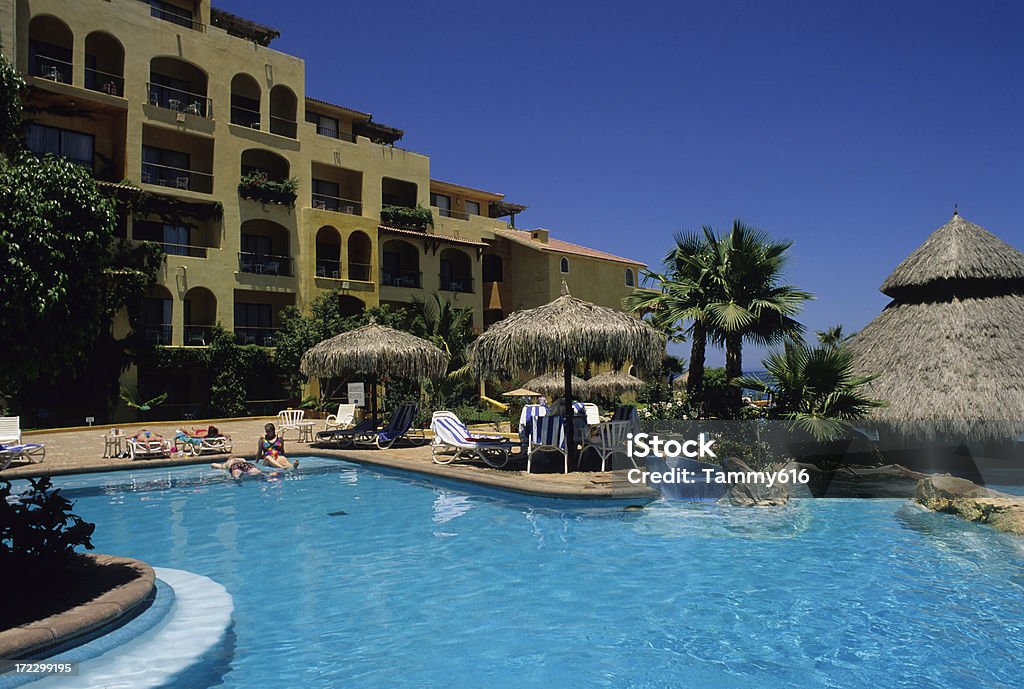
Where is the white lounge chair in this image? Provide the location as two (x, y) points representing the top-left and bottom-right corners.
(0, 417), (45, 470)
(276, 409), (304, 441)
(527, 415), (568, 474)
(126, 432), (173, 460)
(430, 411), (515, 468)
(582, 420), (632, 471)
(174, 429), (233, 456)
(324, 403), (356, 432)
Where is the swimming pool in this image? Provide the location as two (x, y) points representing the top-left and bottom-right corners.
(27, 458), (1024, 688)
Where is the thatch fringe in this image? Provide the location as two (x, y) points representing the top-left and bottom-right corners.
(300, 322), (449, 380)
(524, 372), (589, 398)
(584, 371), (645, 396)
(467, 293), (665, 378)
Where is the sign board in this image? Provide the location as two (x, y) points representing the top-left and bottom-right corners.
(347, 382), (366, 407)
(85, 417), (95, 426)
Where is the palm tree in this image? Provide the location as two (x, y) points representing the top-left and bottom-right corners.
(737, 339), (884, 441)
(625, 228), (719, 400)
(705, 221), (813, 409)
(410, 293), (476, 402)
(816, 324), (853, 348)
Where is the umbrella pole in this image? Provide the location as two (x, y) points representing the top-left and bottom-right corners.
(370, 373), (379, 427)
(564, 356), (576, 470)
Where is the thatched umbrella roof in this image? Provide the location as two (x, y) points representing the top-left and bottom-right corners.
(300, 320), (449, 380)
(467, 283), (665, 378)
(525, 372), (589, 399)
(502, 388), (542, 398)
(849, 212), (1024, 440)
(585, 371), (645, 396)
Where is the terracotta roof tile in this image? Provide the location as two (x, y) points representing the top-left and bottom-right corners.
(493, 229), (645, 266)
(379, 225), (487, 248)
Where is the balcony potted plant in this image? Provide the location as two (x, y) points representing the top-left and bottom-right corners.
(380, 204), (434, 231)
(238, 172), (299, 208)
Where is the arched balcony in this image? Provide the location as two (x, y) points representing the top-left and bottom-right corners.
(239, 219), (292, 277)
(269, 85), (298, 138)
(28, 16), (73, 84)
(184, 287), (217, 346)
(315, 226), (342, 279)
(85, 32), (124, 96)
(439, 248), (473, 293)
(348, 231), (373, 282)
(141, 285), (174, 345)
(381, 239), (419, 288)
(149, 57), (210, 118)
(230, 74), (261, 129)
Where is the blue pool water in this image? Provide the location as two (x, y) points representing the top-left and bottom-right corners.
(35, 458), (1024, 688)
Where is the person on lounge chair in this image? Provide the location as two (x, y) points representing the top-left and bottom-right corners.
(211, 457), (262, 478)
(258, 423), (296, 469)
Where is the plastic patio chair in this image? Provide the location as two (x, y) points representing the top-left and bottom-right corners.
(324, 403), (357, 432)
(277, 409), (305, 441)
(581, 420), (632, 471)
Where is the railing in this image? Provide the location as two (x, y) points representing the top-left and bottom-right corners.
(349, 262), (372, 282)
(30, 53), (72, 84)
(143, 1), (206, 32)
(382, 269), (422, 288)
(316, 124), (356, 142)
(315, 259), (342, 279)
(311, 193), (362, 216)
(148, 82), (212, 118)
(270, 116), (297, 138)
(184, 325), (213, 346)
(141, 163), (214, 194)
(234, 327), (278, 347)
(85, 67), (124, 97)
(238, 252), (293, 277)
(143, 324), (173, 346)
(436, 207), (470, 221)
(439, 275), (474, 293)
(157, 242), (208, 258)
(230, 104), (261, 129)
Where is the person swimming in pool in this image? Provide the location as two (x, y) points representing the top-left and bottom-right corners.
(258, 423), (296, 469)
(210, 457), (262, 478)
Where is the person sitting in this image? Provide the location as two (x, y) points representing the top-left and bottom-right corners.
(210, 457), (262, 478)
(258, 423), (296, 469)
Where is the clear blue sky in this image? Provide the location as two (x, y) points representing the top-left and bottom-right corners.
(217, 0), (1024, 366)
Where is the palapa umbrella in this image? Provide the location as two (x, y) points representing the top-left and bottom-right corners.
(524, 372), (589, 399)
(848, 212), (1024, 441)
(300, 319), (449, 426)
(585, 370), (645, 397)
(502, 388), (543, 398)
(468, 281), (665, 465)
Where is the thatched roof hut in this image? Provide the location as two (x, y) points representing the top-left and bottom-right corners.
(848, 212), (1024, 440)
(525, 372), (589, 399)
(585, 371), (645, 397)
(300, 320), (448, 380)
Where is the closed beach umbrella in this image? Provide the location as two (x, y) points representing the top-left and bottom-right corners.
(468, 281), (665, 465)
(300, 319), (449, 425)
(848, 212), (1024, 440)
(586, 370), (645, 397)
(524, 372), (590, 399)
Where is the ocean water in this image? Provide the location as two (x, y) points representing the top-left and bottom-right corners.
(29, 458), (1024, 689)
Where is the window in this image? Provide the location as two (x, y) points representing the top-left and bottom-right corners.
(134, 220), (193, 256)
(316, 115), (339, 139)
(29, 39), (72, 83)
(465, 200), (481, 217)
(148, 0), (197, 29)
(560, 257), (570, 274)
(142, 145), (191, 186)
(431, 193), (451, 216)
(625, 268), (635, 287)
(141, 296), (172, 345)
(26, 124), (94, 170)
(234, 303), (272, 328)
(312, 179), (341, 210)
(241, 234), (273, 256)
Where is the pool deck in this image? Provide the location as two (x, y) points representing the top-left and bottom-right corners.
(7, 419), (658, 501)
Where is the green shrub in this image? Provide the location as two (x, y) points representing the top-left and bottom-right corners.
(0, 477), (95, 575)
(380, 204), (433, 230)
(238, 172), (298, 207)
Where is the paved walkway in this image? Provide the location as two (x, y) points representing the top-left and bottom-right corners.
(6, 418), (657, 501)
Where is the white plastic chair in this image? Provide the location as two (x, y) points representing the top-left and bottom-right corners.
(277, 409), (305, 440)
(582, 420), (632, 471)
(325, 403), (356, 431)
(0, 416), (22, 445)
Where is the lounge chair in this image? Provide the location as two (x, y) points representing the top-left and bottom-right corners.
(354, 402), (423, 449)
(527, 415), (568, 474)
(324, 403), (357, 432)
(126, 431), (173, 460)
(174, 429), (233, 456)
(581, 420), (632, 471)
(430, 411), (516, 468)
(0, 417), (45, 470)
(316, 418), (376, 447)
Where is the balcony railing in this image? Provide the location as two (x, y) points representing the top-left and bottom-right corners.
(270, 116), (297, 138)
(143, 324), (173, 346)
(85, 67), (124, 97)
(30, 53), (72, 84)
(235, 326), (278, 347)
(439, 275), (474, 293)
(148, 82), (212, 118)
(382, 269), (421, 288)
(142, 1), (206, 31)
(315, 125), (356, 142)
(436, 207), (470, 221)
(141, 163), (214, 194)
(315, 259), (341, 279)
(231, 104), (261, 129)
(158, 242), (209, 258)
(349, 262), (372, 282)
(184, 325), (213, 346)
(238, 252), (293, 277)
(312, 193), (362, 216)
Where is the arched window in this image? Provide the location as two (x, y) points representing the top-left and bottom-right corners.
(440, 248), (473, 293)
(29, 16), (73, 84)
(348, 231), (373, 281)
(270, 85), (298, 138)
(560, 257), (570, 274)
(315, 226), (342, 279)
(183, 287), (217, 346)
(625, 268), (635, 287)
(231, 74), (262, 128)
(85, 32), (124, 96)
(149, 56), (209, 117)
(381, 238), (419, 287)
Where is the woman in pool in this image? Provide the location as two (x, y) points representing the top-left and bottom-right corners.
(210, 457), (262, 478)
(258, 423), (296, 469)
